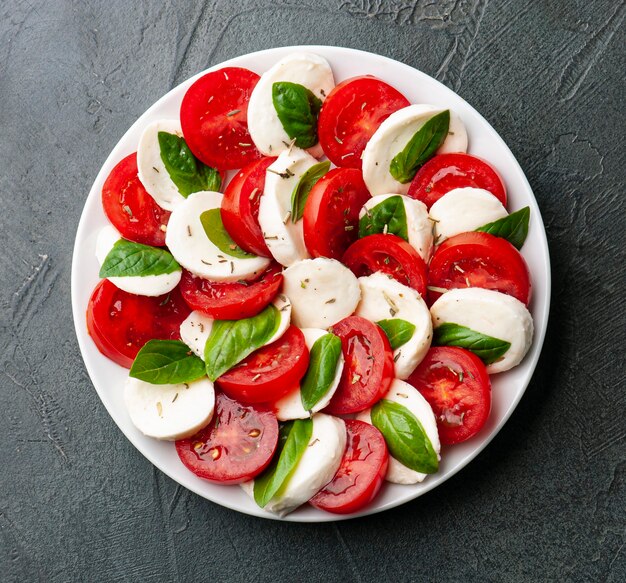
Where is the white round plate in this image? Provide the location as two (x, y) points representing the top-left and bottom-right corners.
(72, 45), (550, 522)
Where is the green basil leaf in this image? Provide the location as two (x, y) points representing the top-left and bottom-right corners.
(433, 322), (511, 365)
(291, 161), (330, 222)
(253, 418), (313, 508)
(272, 81), (322, 149)
(129, 340), (206, 385)
(300, 333), (342, 411)
(476, 206), (530, 250)
(376, 319), (416, 350)
(359, 195), (409, 240)
(204, 305), (280, 381)
(158, 131), (221, 197)
(371, 399), (438, 474)
(389, 110), (450, 184)
(99, 239), (180, 278)
(200, 208), (256, 258)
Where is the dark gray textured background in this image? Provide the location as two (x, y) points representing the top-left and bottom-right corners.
(1, 1), (624, 581)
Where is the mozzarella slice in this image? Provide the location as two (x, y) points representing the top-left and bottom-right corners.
(273, 328), (345, 421)
(95, 225), (181, 297)
(247, 52), (335, 158)
(362, 104), (467, 196)
(356, 272), (432, 379)
(429, 187), (508, 243)
(165, 190), (269, 281)
(357, 380), (440, 484)
(430, 287), (533, 373)
(124, 376), (215, 441)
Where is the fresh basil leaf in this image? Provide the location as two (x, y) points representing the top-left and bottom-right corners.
(371, 399), (438, 474)
(359, 195), (409, 241)
(300, 333), (342, 411)
(200, 208), (256, 258)
(99, 239), (180, 278)
(389, 110), (450, 184)
(377, 319), (416, 350)
(253, 418), (313, 508)
(433, 322), (511, 365)
(291, 161), (330, 222)
(272, 82), (322, 149)
(129, 340), (206, 385)
(158, 131), (221, 197)
(204, 305), (280, 381)
(476, 206), (530, 250)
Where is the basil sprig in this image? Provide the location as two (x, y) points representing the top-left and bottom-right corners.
(434, 322), (511, 364)
(377, 319), (416, 350)
(200, 209), (256, 258)
(99, 239), (180, 278)
(158, 131), (221, 197)
(291, 161), (330, 222)
(204, 305), (280, 381)
(272, 82), (322, 149)
(359, 195), (409, 240)
(389, 110), (450, 184)
(371, 400), (438, 474)
(477, 206), (530, 250)
(129, 340), (206, 385)
(253, 419), (313, 508)
(300, 333), (342, 411)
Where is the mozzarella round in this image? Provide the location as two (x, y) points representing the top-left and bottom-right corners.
(124, 376), (214, 441)
(282, 258), (360, 328)
(247, 52), (335, 158)
(356, 272), (432, 379)
(179, 311), (214, 359)
(165, 190), (269, 281)
(429, 187), (508, 243)
(430, 287), (533, 373)
(357, 380), (440, 484)
(362, 104), (467, 196)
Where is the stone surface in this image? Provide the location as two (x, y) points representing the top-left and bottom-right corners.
(0, 1), (624, 581)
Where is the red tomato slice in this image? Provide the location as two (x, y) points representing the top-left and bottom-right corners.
(325, 316), (394, 415)
(407, 153), (507, 209)
(217, 326), (309, 404)
(179, 263), (283, 320)
(342, 234), (428, 297)
(303, 168), (371, 259)
(407, 347), (491, 445)
(221, 156), (276, 256)
(86, 280), (191, 368)
(180, 67), (262, 170)
(310, 419), (388, 514)
(428, 231), (531, 305)
(318, 76), (410, 168)
(175, 392), (279, 484)
(101, 153), (170, 246)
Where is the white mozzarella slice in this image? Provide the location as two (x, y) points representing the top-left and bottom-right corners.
(356, 272), (432, 379)
(357, 380), (440, 484)
(247, 52), (335, 158)
(362, 105), (467, 196)
(179, 311), (214, 359)
(429, 187), (508, 243)
(267, 293), (292, 345)
(165, 190), (269, 281)
(430, 287), (533, 373)
(124, 376), (214, 441)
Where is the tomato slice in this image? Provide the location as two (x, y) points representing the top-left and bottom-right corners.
(86, 280), (191, 368)
(318, 76), (409, 168)
(428, 231), (531, 305)
(325, 316), (394, 415)
(407, 347), (491, 445)
(221, 156), (276, 256)
(407, 153), (507, 209)
(180, 67), (262, 170)
(310, 420), (388, 514)
(175, 392), (279, 484)
(179, 263), (283, 320)
(101, 153), (170, 246)
(217, 326), (309, 404)
(303, 168), (371, 259)
(342, 234), (428, 297)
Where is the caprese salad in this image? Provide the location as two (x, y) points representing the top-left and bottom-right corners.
(86, 52), (535, 517)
